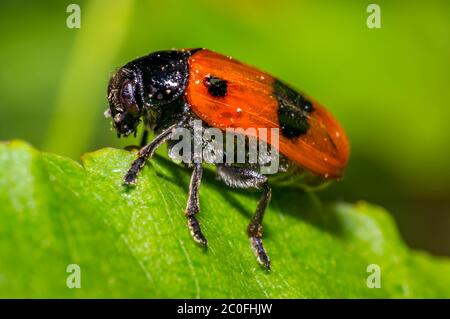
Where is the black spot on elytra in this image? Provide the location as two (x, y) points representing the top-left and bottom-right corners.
(273, 80), (314, 138)
(204, 75), (228, 97)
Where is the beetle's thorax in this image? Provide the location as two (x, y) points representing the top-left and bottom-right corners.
(125, 50), (191, 107)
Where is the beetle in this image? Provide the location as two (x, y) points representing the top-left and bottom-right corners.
(106, 48), (349, 269)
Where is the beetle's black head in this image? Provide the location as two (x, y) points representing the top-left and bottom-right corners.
(106, 50), (191, 137)
(107, 67), (144, 137)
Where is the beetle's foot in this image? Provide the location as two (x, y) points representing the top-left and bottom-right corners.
(123, 158), (146, 186)
(123, 170), (138, 186)
(250, 236), (271, 269)
(187, 216), (208, 246)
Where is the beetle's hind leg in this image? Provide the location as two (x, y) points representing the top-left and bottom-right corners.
(217, 164), (272, 269)
(185, 163), (207, 246)
(248, 183), (272, 269)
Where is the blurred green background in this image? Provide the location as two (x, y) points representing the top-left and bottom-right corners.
(0, 0), (449, 256)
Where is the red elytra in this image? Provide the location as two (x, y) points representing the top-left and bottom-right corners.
(185, 49), (349, 179)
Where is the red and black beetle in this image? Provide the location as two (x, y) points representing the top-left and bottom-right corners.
(106, 48), (349, 269)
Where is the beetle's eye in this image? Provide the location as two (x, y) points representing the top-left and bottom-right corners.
(120, 80), (139, 114)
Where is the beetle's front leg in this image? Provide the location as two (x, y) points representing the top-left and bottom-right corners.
(185, 163), (207, 246)
(123, 123), (177, 185)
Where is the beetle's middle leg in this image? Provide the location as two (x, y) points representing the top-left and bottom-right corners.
(217, 164), (272, 269)
(185, 162), (207, 246)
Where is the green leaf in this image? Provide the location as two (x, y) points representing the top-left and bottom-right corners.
(1, 140), (449, 298)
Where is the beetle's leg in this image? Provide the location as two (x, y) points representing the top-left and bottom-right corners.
(185, 163), (207, 246)
(248, 182), (272, 269)
(123, 124), (177, 185)
(216, 165), (272, 269)
(140, 129), (149, 147)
